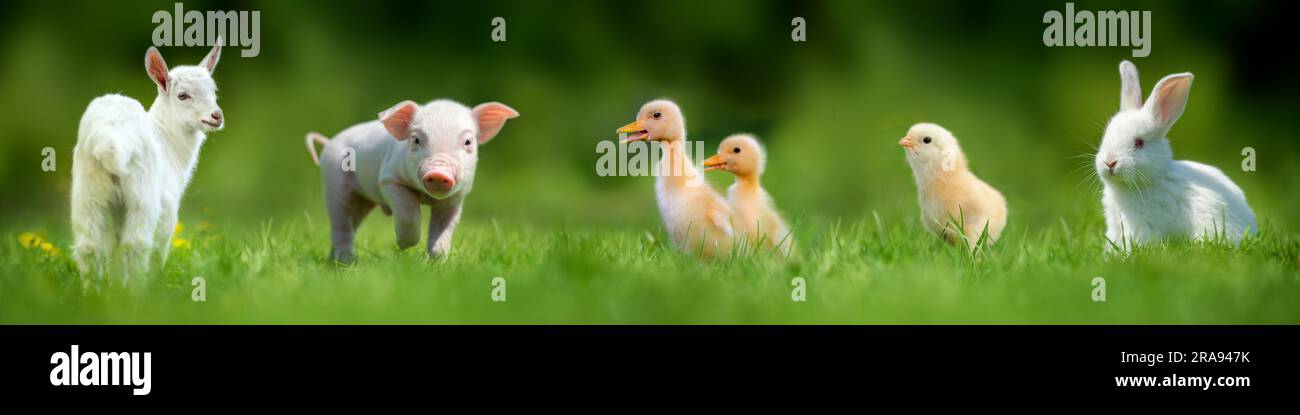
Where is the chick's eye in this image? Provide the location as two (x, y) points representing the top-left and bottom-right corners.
(733, 147), (741, 154)
(922, 136), (932, 144)
(652, 112), (662, 119)
(177, 93), (191, 101)
(1134, 138), (1145, 149)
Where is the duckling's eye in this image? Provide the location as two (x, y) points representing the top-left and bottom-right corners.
(922, 136), (932, 144)
(652, 112), (662, 119)
(1134, 138), (1145, 149)
(733, 147), (741, 154)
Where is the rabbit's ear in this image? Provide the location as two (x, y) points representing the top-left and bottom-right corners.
(1119, 61), (1142, 111)
(1145, 73), (1194, 130)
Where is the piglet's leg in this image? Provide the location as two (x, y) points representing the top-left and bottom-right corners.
(327, 195), (374, 263)
(427, 202), (462, 259)
(381, 183), (423, 250)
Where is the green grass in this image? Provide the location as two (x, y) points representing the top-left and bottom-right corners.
(4, 212), (1298, 324)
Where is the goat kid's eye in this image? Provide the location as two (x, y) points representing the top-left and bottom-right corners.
(177, 93), (191, 101)
(1134, 138), (1145, 149)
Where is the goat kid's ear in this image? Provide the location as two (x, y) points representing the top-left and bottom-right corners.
(201, 36), (223, 73)
(1145, 73), (1194, 130)
(1119, 60), (1142, 111)
(378, 100), (421, 140)
(471, 102), (519, 144)
(145, 47), (170, 92)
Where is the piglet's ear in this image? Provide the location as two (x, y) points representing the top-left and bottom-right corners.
(378, 100), (421, 140)
(471, 102), (519, 144)
(145, 47), (170, 92)
(201, 36), (223, 73)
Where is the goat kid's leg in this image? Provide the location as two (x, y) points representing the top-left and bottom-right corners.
(118, 189), (161, 283)
(153, 207), (179, 271)
(70, 173), (114, 279)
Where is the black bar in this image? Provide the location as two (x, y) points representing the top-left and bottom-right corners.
(0, 325), (1294, 402)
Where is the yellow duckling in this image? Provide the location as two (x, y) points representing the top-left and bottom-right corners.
(899, 123), (1007, 248)
(617, 100), (735, 258)
(703, 134), (793, 256)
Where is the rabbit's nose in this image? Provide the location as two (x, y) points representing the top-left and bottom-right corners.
(1105, 160), (1118, 169)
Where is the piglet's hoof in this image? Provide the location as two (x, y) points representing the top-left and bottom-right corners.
(331, 249), (356, 264)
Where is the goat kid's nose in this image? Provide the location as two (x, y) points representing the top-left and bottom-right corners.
(211, 111), (223, 121)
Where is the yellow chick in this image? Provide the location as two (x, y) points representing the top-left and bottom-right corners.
(899, 123), (1007, 248)
(617, 100), (735, 258)
(703, 134), (793, 256)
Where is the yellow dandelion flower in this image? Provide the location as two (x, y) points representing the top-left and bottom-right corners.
(18, 232), (43, 249)
(174, 222), (185, 234)
(40, 242), (60, 256)
(172, 238), (191, 249)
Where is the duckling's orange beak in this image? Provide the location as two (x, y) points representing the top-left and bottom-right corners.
(617, 120), (649, 142)
(898, 135), (916, 149)
(702, 154), (726, 172)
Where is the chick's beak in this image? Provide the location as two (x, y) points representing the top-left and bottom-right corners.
(898, 136), (916, 149)
(617, 120), (649, 142)
(702, 154), (726, 172)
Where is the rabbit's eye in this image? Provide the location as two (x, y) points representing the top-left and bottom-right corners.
(1134, 138), (1145, 149)
(922, 136), (932, 144)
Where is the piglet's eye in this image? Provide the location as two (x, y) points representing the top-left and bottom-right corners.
(1134, 138), (1145, 149)
(464, 139), (472, 146)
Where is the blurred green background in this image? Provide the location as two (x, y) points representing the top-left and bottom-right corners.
(1, 0), (1296, 246)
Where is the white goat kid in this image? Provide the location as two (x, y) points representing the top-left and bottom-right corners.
(71, 40), (225, 279)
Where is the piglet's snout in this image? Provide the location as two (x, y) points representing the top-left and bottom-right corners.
(422, 166), (456, 192)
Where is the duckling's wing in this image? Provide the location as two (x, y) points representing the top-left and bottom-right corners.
(707, 207), (735, 238)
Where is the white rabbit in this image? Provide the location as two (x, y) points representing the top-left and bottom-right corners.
(1096, 60), (1256, 250)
